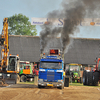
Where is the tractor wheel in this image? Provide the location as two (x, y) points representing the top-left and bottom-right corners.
(83, 70), (87, 85)
(15, 75), (20, 84)
(77, 80), (79, 83)
(20, 75), (27, 82)
(93, 72), (99, 86)
(87, 72), (93, 86)
(80, 77), (82, 83)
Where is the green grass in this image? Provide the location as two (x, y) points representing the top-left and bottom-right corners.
(18, 81), (100, 88)
(18, 81), (34, 84)
(70, 83), (84, 86)
(69, 83), (100, 88)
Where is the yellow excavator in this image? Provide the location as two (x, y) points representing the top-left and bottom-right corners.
(0, 18), (20, 84)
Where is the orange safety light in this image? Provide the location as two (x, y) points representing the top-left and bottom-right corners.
(43, 53), (45, 55)
(50, 49), (58, 55)
(9, 54), (11, 56)
(90, 22), (95, 26)
(17, 54), (19, 56)
(59, 54), (61, 56)
(44, 21), (50, 25)
(2, 49), (4, 52)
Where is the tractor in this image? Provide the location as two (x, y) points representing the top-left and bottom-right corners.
(65, 63), (83, 83)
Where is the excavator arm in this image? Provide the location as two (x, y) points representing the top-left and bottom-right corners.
(0, 18), (9, 71)
(0, 18), (20, 85)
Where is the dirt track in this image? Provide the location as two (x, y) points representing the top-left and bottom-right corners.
(0, 85), (100, 100)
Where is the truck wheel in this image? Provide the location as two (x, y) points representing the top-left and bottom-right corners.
(38, 85), (41, 88)
(20, 75), (27, 82)
(60, 83), (64, 89)
(83, 70), (87, 85)
(87, 72), (93, 86)
(15, 75), (20, 84)
(93, 72), (99, 86)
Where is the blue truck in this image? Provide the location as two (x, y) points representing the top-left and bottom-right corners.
(38, 49), (65, 89)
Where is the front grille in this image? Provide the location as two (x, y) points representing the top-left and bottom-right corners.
(47, 72), (55, 81)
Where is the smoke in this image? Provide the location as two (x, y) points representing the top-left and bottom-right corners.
(40, 0), (100, 53)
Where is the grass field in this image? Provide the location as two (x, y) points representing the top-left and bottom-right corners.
(18, 81), (100, 88)
(69, 82), (100, 87)
(18, 81), (34, 84)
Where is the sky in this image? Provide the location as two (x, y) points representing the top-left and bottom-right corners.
(0, 0), (100, 39)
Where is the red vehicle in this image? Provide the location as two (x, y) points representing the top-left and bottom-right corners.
(33, 64), (39, 76)
(83, 58), (100, 86)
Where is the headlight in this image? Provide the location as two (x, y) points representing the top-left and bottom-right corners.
(39, 69), (45, 71)
(7, 74), (10, 76)
(39, 79), (43, 82)
(0, 73), (2, 76)
(58, 80), (63, 82)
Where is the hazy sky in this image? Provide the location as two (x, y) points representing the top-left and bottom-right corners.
(0, 0), (100, 38)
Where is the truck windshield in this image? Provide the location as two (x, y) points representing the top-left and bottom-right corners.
(20, 62), (30, 70)
(70, 65), (79, 72)
(40, 62), (62, 69)
(8, 57), (16, 71)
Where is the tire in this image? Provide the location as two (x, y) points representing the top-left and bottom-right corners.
(80, 77), (82, 83)
(38, 85), (45, 88)
(64, 77), (69, 87)
(20, 75), (27, 82)
(38, 85), (41, 88)
(83, 70), (87, 85)
(77, 80), (79, 83)
(93, 72), (99, 86)
(87, 72), (93, 86)
(60, 83), (64, 89)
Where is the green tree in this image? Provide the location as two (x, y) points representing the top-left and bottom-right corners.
(8, 14), (37, 36)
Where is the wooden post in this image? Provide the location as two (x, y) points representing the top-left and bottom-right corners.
(34, 75), (38, 85)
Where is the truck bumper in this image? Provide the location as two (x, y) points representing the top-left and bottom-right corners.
(38, 81), (63, 87)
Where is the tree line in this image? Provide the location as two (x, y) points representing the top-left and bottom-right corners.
(8, 14), (37, 36)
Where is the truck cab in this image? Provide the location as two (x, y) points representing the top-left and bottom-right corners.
(19, 61), (34, 82)
(38, 49), (64, 89)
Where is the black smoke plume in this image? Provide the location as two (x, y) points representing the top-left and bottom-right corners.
(40, 0), (100, 53)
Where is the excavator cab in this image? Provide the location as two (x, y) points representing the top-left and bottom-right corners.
(8, 55), (19, 71)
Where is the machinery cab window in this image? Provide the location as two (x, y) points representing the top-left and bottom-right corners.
(8, 57), (16, 71)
